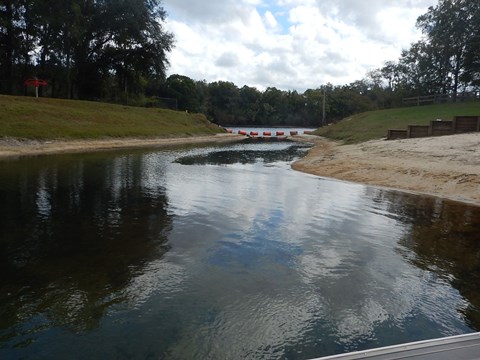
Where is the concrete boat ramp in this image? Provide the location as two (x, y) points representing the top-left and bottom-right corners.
(312, 332), (480, 360)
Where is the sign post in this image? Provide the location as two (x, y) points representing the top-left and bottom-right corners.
(24, 78), (48, 98)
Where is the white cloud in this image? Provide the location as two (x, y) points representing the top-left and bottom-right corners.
(264, 10), (278, 29)
(216, 52), (241, 68)
(163, 0), (438, 91)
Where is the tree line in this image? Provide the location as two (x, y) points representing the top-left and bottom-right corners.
(164, 0), (480, 127)
(1, 0), (479, 127)
(380, 0), (480, 100)
(161, 75), (386, 127)
(0, 0), (173, 101)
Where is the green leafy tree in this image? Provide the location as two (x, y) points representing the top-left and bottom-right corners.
(207, 81), (240, 124)
(283, 90), (308, 126)
(165, 74), (201, 112)
(104, 0), (174, 101)
(0, 0), (174, 100)
(237, 85), (261, 125)
(461, 1), (480, 87)
(259, 87), (284, 125)
(416, 0), (474, 97)
(303, 88), (324, 126)
(0, 0), (33, 93)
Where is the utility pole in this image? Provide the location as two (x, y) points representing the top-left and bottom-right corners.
(322, 89), (326, 126)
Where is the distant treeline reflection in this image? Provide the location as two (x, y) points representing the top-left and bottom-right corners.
(0, 153), (172, 336)
(367, 188), (480, 330)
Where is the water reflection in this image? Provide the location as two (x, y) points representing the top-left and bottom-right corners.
(0, 153), (172, 339)
(0, 143), (479, 359)
(370, 191), (480, 330)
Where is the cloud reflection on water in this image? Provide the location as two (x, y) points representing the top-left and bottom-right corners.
(1, 142), (479, 359)
(159, 143), (479, 357)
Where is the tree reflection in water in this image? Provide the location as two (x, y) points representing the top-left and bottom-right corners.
(1, 144), (480, 358)
(365, 188), (480, 330)
(0, 152), (172, 337)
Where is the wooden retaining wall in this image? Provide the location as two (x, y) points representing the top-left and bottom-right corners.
(407, 125), (430, 138)
(431, 120), (454, 136)
(386, 129), (407, 140)
(387, 116), (480, 140)
(454, 116), (479, 133)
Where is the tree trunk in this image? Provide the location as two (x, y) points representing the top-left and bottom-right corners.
(452, 50), (463, 102)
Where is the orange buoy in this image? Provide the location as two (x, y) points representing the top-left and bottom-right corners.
(263, 131), (271, 136)
(226, 129), (233, 133)
(276, 131), (285, 136)
(250, 131), (258, 136)
(239, 130), (247, 135)
(303, 130), (312, 135)
(290, 130), (298, 136)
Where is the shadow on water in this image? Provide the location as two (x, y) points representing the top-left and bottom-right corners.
(0, 152), (172, 341)
(365, 188), (480, 330)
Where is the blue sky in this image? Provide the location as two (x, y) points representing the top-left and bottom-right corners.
(162, 0), (438, 92)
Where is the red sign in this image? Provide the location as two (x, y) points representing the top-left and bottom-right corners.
(24, 78), (48, 87)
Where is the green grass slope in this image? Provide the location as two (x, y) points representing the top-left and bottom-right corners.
(0, 95), (223, 139)
(314, 102), (480, 143)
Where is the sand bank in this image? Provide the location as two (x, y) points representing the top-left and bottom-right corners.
(292, 133), (480, 206)
(0, 133), (246, 159)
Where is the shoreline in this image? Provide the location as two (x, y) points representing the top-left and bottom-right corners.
(292, 133), (480, 207)
(0, 133), (246, 159)
(1, 132), (478, 207)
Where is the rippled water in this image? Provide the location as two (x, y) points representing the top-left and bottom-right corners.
(0, 140), (479, 359)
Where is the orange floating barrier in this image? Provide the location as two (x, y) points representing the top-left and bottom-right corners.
(303, 130), (312, 135)
(290, 130), (298, 136)
(263, 131), (271, 136)
(239, 130), (247, 135)
(226, 129), (233, 133)
(250, 131), (258, 136)
(276, 131), (285, 136)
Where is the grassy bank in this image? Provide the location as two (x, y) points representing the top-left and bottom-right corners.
(0, 95), (224, 139)
(314, 102), (480, 143)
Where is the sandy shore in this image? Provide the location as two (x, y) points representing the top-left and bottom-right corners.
(292, 133), (480, 206)
(0, 133), (246, 159)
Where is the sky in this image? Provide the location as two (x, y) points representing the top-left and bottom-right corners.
(162, 0), (438, 92)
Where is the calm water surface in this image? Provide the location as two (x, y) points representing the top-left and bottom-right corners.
(0, 140), (479, 359)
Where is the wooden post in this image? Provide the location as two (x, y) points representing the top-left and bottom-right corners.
(322, 89), (326, 126)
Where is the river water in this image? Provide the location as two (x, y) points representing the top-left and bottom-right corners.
(0, 140), (479, 359)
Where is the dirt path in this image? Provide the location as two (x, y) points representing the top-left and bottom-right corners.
(292, 133), (480, 206)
